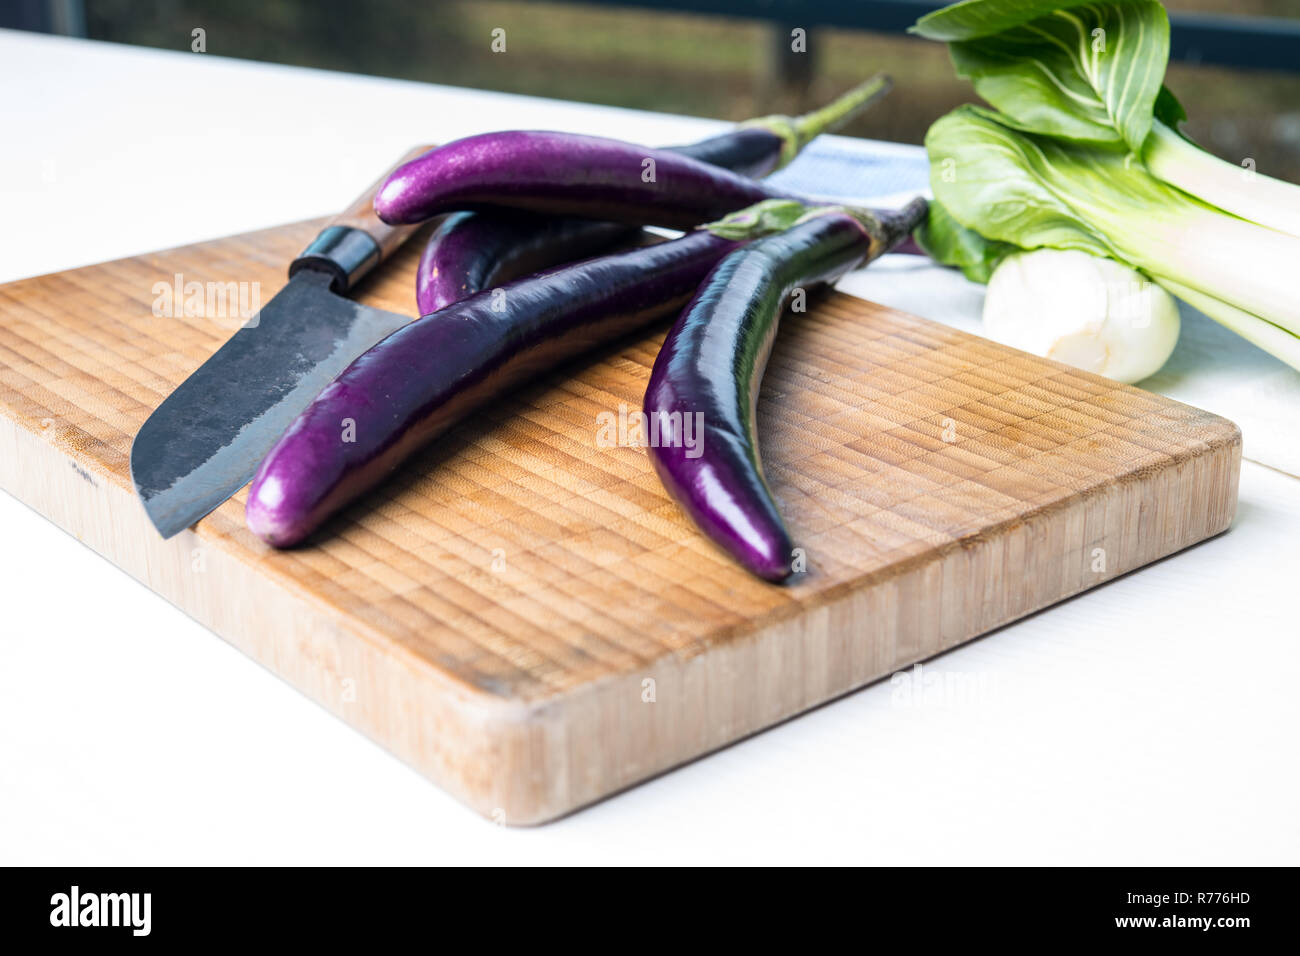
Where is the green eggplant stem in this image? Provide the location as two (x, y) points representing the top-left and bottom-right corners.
(744, 74), (892, 171)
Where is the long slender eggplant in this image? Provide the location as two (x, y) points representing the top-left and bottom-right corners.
(374, 130), (806, 230)
(416, 211), (639, 315)
(383, 75), (890, 229)
(413, 76), (892, 314)
(246, 230), (741, 547)
(644, 198), (928, 582)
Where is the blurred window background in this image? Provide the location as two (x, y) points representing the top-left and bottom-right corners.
(7, 0), (1300, 179)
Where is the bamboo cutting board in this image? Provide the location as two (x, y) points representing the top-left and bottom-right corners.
(0, 220), (1240, 823)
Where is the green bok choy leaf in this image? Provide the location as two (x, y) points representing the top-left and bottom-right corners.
(946, 0), (1167, 152)
(913, 199), (1017, 283)
(911, 0), (1106, 43)
(921, 0), (1300, 238)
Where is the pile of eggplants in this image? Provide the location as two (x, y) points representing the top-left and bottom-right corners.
(246, 76), (928, 582)
(409, 73), (892, 311)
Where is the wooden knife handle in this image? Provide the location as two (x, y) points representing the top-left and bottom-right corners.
(290, 144), (435, 293)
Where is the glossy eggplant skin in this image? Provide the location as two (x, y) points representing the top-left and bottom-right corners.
(643, 203), (925, 582)
(375, 131), (800, 230)
(246, 230), (740, 548)
(670, 126), (786, 179)
(405, 76), (896, 313)
(416, 211), (639, 314)
(413, 129), (788, 315)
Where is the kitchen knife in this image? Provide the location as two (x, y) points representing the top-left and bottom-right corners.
(131, 145), (433, 539)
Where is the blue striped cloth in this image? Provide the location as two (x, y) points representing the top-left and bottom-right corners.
(765, 136), (931, 202)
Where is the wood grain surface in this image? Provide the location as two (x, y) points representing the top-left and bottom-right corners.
(0, 220), (1241, 823)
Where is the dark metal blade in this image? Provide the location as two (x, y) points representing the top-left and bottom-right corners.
(130, 269), (410, 538)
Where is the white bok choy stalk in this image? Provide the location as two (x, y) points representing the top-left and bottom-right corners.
(1154, 279), (1300, 373)
(1141, 122), (1300, 241)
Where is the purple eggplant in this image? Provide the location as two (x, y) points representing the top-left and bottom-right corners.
(412, 76), (893, 315)
(417, 211), (640, 315)
(246, 230), (741, 547)
(374, 130), (807, 230)
(381, 74), (890, 230)
(644, 199), (928, 582)
(668, 126), (798, 180)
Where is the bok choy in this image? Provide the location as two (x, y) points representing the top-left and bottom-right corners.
(911, 0), (1300, 373)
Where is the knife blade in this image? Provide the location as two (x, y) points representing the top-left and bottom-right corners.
(130, 145), (433, 539)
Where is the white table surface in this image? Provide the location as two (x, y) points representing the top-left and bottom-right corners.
(1, 29), (1296, 865)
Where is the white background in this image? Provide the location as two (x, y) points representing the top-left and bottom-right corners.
(1, 29), (1296, 865)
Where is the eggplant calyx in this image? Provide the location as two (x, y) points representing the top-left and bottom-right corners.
(702, 199), (814, 239)
(739, 116), (802, 171)
(803, 199), (929, 260)
(862, 197), (930, 259)
(702, 196), (928, 259)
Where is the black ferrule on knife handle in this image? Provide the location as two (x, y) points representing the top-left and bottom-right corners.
(285, 143), (434, 296)
(290, 225), (382, 294)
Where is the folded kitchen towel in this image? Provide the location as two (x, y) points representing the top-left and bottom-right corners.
(780, 135), (1300, 479)
(766, 136), (931, 203)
